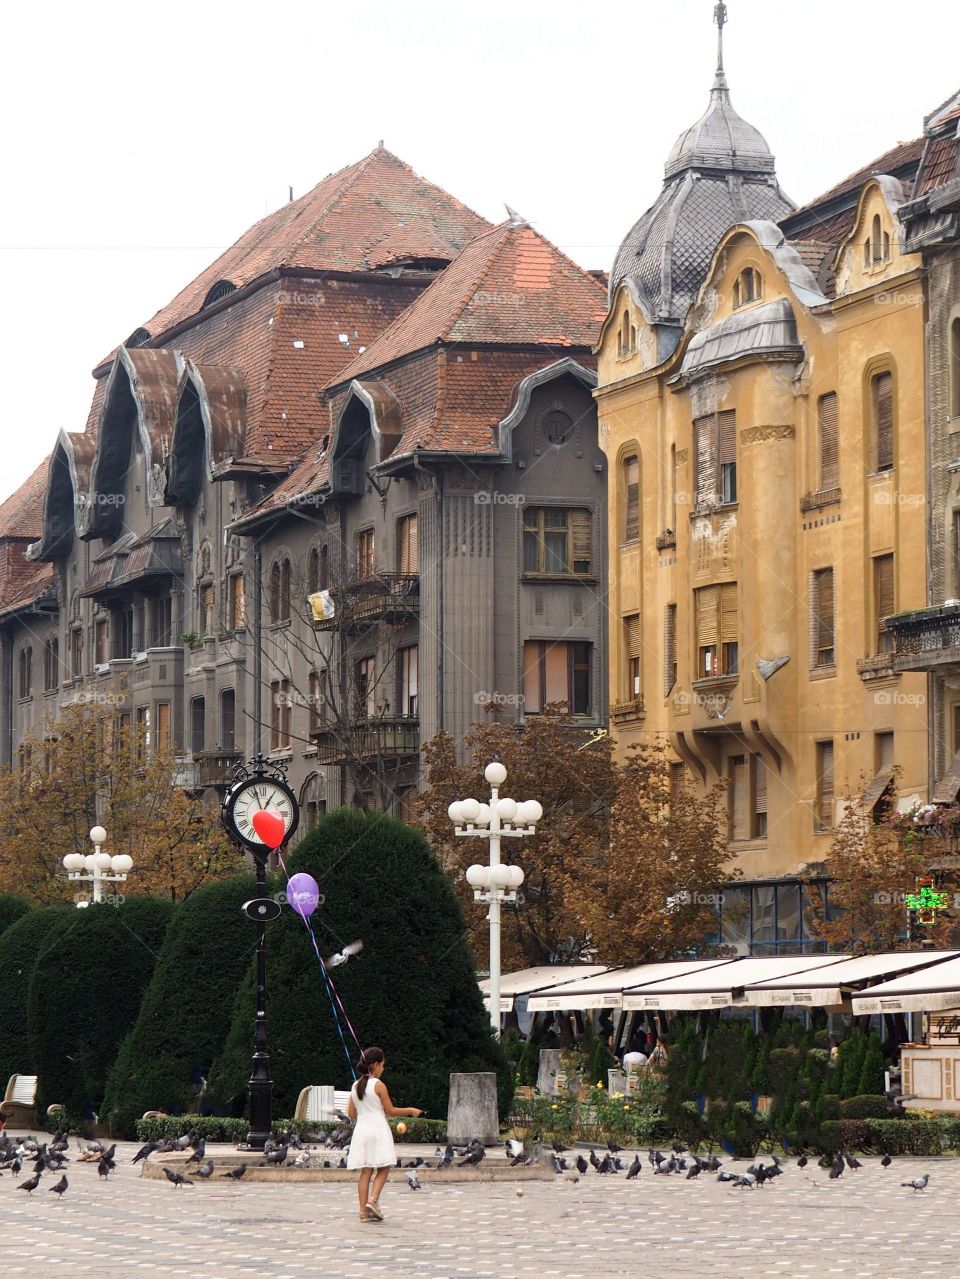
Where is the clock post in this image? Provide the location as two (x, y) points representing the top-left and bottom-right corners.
(221, 755), (300, 1151)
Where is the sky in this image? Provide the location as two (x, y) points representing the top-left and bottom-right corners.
(2, 0), (958, 500)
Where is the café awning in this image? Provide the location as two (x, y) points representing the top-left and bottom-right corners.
(620, 954), (846, 1011)
(526, 960), (734, 1012)
(479, 965), (610, 1013)
(851, 953), (960, 1014)
(743, 950), (959, 1008)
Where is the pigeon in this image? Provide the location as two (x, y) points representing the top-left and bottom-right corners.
(732, 1174), (757, 1189)
(797, 1155), (808, 1169)
(576, 1155), (589, 1175)
(18, 1173), (41, 1194)
(132, 1141), (160, 1165)
(176, 1130), (198, 1150)
(881, 1154), (893, 1168)
(717, 1171), (737, 1182)
(606, 1139), (623, 1154)
(589, 1149), (601, 1171)
(404, 1170), (422, 1190)
(163, 1167), (193, 1188)
(325, 940), (363, 967)
(194, 1160), (215, 1179)
(458, 1147), (484, 1166)
(98, 1158), (113, 1180)
(552, 1140), (569, 1154)
(505, 1139), (524, 1160)
(101, 1144), (117, 1164)
(222, 1165), (247, 1180)
(48, 1175), (68, 1197)
(597, 1154), (616, 1175)
(845, 1154), (862, 1170)
(263, 1144), (289, 1166)
(626, 1155), (642, 1180)
(186, 1139), (206, 1164)
(436, 1146), (454, 1168)
(902, 1174), (930, 1192)
(686, 1162), (702, 1179)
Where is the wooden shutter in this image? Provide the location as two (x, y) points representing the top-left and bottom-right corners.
(696, 586), (719, 646)
(878, 732), (895, 771)
(720, 583), (738, 644)
(874, 554), (895, 650)
(625, 614), (641, 658)
(569, 510), (592, 573)
(731, 756), (750, 840)
(813, 568), (834, 665)
(818, 741), (834, 830)
(875, 373), (893, 470)
(663, 604), (677, 697)
(754, 755), (768, 814)
(718, 411), (736, 465)
(694, 417), (717, 506)
(624, 457), (640, 542)
(818, 392), (839, 490)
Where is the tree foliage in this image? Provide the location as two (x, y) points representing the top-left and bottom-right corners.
(0, 702), (236, 904)
(207, 808), (509, 1121)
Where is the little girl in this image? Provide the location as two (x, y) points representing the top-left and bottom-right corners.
(347, 1046), (422, 1222)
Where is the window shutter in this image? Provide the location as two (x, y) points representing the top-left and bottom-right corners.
(874, 554), (894, 648)
(754, 756), (768, 814)
(570, 510), (593, 572)
(875, 373), (893, 470)
(813, 568), (834, 664)
(818, 741), (835, 829)
(731, 756), (750, 840)
(624, 457), (640, 542)
(694, 417), (717, 506)
(818, 392), (839, 490)
(718, 411), (736, 465)
(625, 614), (641, 658)
(720, 583), (738, 644)
(878, 731), (895, 771)
(696, 586), (719, 646)
(663, 604), (677, 697)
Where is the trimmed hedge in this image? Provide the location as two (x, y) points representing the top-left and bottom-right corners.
(0, 904), (76, 1084)
(102, 874), (256, 1135)
(817, 1118), (949, 1156)
(0, 893), (30, 939)
(206, 809), (510, 1123)
(134, 1113), (449, 1144)
(839, 1094), (891, 1120)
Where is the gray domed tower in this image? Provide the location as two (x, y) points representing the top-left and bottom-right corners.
(610, 3), (794, 362)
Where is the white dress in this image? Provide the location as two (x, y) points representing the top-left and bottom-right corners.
(346, 1077), (396, 1169)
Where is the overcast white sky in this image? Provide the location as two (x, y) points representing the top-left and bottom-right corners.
(1, 0), (958, 501)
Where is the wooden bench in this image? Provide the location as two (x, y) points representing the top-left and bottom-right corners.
(0, 1075), (38, 1128)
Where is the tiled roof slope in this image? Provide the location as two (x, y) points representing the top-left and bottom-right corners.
(139, 148), (490, 341)
(782, 137), (923, 243)
(0, 560), (55, 621)
(331, 222), (607, 386)
(0, 458), (50, 538)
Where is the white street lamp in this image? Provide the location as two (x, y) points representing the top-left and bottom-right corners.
(62, 827), (134, 906)
(450, 760), (541, 1037)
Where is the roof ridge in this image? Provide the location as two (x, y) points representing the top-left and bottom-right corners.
(520, 223), (609, 298)
(438, 221), (517, 335)
(280, 149), (381, 266)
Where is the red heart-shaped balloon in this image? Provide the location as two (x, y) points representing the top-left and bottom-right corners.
(252, 809), (287, 850)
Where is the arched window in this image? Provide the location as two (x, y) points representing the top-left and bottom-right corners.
(270, 561), (282, 623)
(220, 688), (236, 751)
(320, 544), (329, 592)
(307, 547), (320, 595)
(733, 267), (761, 309)
(871, 214), (883, 264)
(624, 455), (640, 542)
(280, 557), (291, 621)
(202, 280), (237, 308)
(18, 647), (33, 699)
(951, 317), (960, 419)
(43, 637), (59, 692)
(617, 308), (636, 357)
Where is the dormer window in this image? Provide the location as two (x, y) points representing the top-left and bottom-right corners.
(202, 279), (237, 308)
(864, 214), (891, 266)
(616, 308), (637, 357)
(733, 267), (762, 309)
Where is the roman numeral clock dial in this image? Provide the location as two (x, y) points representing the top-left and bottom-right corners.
(222, 770), (300, 855)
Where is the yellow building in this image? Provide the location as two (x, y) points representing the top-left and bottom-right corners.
(596, 23), (929, 950)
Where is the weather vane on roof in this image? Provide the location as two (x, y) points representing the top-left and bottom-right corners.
(713, 2), (729, 87)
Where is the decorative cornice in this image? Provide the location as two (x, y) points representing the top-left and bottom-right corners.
(741, 424), (795, 445)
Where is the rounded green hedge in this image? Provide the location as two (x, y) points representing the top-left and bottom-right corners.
(102, 874), (256, 1135)
(206, 808), (510, 1122)
(0, 893), (30, 939)
(0, 903), (76, 1085)
(27, 897), (174, 1117)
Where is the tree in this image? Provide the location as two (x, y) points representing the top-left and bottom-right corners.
(418, 708), (617, 967)
(27, 896), (174, 1117)
(206, 808), (510, 1121)
(0, 702), (236, 904)
(0, 904), (75, 1085)
(102, 874), (256, 1135)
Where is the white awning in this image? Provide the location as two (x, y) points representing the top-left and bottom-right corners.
(851, 953), (960, 1013)
(743, 951), (959, 1007)
(479, 965), (610, 1012)
(621, 954), (845, 1011)
(526, 960), (734, 1011)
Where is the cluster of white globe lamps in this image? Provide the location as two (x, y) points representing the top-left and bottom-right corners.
(62, 826), (133, 905)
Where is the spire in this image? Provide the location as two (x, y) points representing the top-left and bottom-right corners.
(712, 1), (729, 94)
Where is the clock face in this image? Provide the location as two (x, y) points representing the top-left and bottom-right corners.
(223, 776), (299, 851)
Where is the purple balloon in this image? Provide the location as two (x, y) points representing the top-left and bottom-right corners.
(287, 872), (321, 917)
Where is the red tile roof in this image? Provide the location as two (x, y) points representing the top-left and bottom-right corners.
(330, 221), (607, 387)
(916, 133), (959, 196)
(139, 148), (490, 343)
(0, 558), (55, 621)
(0, 458), (50, 539)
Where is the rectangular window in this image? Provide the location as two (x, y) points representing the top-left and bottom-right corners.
(663, 604), (677, 697)
(624, 456), (640, 542)
(522, 641), (592, 715)
(811, 567), (835, 668)
(816, 740), (834, 831)
(397, 513), (419, 574)
(753, 754), (768, 838)
(356, 529), (376, 580)
(114, 606), (134, 660)
(271, 680), (291, 750)
(356, 656), (376, 719)
(876, 730), (894, 773)
(228, 574), (245, 629)
(695, 582), (738, 678)
(219, 689), (235, 751)
(399, 645), (419, 717)
(95, 618), (109, 665)
(873, 553), (895, 653)
(694, 410), (736, 507)
(873, 372), (894, 472)
(719, 410), (737, 503)
(136, 706), (150, 759)
(190, 696), (206, 756)
(70, 627), (83, 679)
(729, 754), (750, 841)
(522, 507), (592, 576)
(43, 639), (59, 692)
(624, 614), (641, 701)
(156, 701), (171, 750)
(395, 786), (416, 824)
(818, 392), (839, 490)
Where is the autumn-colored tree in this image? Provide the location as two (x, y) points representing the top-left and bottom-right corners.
(418, 710), (730, 968)
(418, 708), (616, 968)
(808, 783), (960, 953)
(0, 703), (235, 904)
(570, 742), (731, 965)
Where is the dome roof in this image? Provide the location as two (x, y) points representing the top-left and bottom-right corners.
(610, 56), (794, 342)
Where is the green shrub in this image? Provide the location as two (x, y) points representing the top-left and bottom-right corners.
(840, 1094), (890, 1120)
(0, 903), (77, 1084)
(206, 809), (510, 1124)
(27, 897), (174, 1117)
(767, 1048), (802, 1098)
(818, 1119), (944, 1156)
(134, 1112), (450, 1144)
(857, 1037), (886, 1096)
(102, 874), (256, 1135)
(0, 893), (30, 939)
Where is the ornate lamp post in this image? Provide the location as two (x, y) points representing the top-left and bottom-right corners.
(62, 826), (133, 906)
(448, 761), (541, 1037)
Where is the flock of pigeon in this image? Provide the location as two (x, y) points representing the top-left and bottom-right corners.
(0, 1123), (933, 1196)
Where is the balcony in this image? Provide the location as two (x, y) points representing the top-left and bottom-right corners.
(886, 604), (960, 673)
(611, 696), (645, 724)
(310, 716), (420, 766)
(311, 573), (420, 632)
(195, 750), (243, 788)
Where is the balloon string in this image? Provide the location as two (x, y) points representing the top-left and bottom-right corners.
(275, 850), (361, 1078)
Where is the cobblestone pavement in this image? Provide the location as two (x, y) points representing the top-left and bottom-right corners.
(3, 1141), (960, 1278)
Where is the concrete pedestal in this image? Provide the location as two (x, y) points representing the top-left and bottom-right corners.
(537, 1048), (562, 1095)
(446, 1072), (499, 1146)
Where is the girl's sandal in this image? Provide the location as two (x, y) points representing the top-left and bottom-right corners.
(365, 1200), (384, 1221)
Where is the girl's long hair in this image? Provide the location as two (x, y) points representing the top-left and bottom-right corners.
(356, 1046), (385, 1100)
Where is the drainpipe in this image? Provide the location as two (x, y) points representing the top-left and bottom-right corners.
(413, 453), (444, 734)
(1, 630), (11, 768)
(253, 545), (262, 758)
(339, 498), (348, 805)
